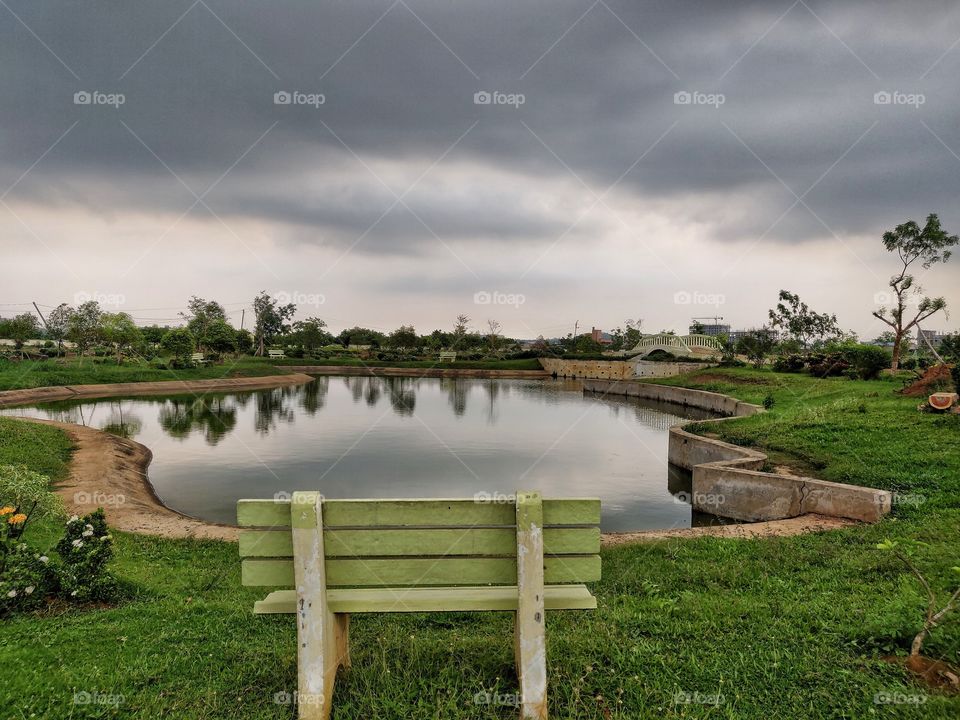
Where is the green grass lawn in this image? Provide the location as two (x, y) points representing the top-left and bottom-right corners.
(0, 356), (544, 392)
(1, 368), (959, 718)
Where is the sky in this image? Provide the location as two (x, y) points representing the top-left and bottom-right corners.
(2, 0), (960, 340)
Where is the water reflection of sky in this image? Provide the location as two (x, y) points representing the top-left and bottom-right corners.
(3, 377), (718, 532)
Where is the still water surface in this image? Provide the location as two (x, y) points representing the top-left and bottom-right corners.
(6, 377), (719, 531)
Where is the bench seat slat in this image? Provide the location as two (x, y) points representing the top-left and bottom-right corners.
(237, 498), (600, 529)
(239, 527), (600, 558)
(242, 555), (601, 587)
(252, 585), (597, 614)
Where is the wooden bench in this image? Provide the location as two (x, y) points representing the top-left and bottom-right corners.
(238, 492), (600, 719)
(438, 351), (457, 362)
(190, 352), (208, 365)
(268, 349), (286, 359)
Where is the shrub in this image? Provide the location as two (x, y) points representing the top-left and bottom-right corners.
(772, 354), (806, 373)
(0, 465), (65, 541)
(838, 343), (890, 380)
(762, 393), (775, 410)
(56, 509), (117, 603)
(0, 543), (54, 615)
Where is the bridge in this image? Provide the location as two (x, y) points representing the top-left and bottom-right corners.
(625, 333), (722, 359)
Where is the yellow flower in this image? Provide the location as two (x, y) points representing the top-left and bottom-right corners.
(0, 506), (14, 516)
(7, 513), (27, 526)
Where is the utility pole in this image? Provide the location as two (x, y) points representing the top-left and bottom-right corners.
(240, 308), (245, 331)
(32, 302), (49, 331)
(573, 320), (578, 339)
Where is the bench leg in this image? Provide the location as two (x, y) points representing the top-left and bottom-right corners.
(291, 492), (350, 720)
(515, 492), (548, 720)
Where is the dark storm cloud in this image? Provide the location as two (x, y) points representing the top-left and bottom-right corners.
(2, 0), (960, 249)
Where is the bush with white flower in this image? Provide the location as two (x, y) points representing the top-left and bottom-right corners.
(55, 508), (117, 603)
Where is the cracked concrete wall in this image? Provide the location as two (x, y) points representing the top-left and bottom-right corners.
(581, 379), (892, 524)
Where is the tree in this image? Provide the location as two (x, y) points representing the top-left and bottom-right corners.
(387, 325), (418, 350)
(46, 303), (72, 356)
(292, 317), (332, 353)
(690, 320), (706, 335)
(6, 313), (39, 356)
(736, 330), (776, 369)
(486, 319), (502, 354)
(337, 327), (386, 348)
(452, 314), (470, 347)
(180, 297), (227, 350)
(872, 214), (958, 370)
(100, 312), (142, 363)
(768, 290), (840, 347)
(66, 301), (103, 359)
(203, 320), (238, 358)
(252, 291), (295, 356)
(161, 327), (196, 364)
(235, 329), (254, 355)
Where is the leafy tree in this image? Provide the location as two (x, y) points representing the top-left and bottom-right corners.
(46, 303), (72, 356)
(871, 214), (958, 370)
(203, 320), (238, 358)
(100, 312), (142, 363)
(452, 314), (470, 347)
(690, 320), (706, 335)
(140, 325), (169, 346)
(66, 301), (103, 359)
(235, 329), (254, 355)
(768, 290), (840, 347)
(252, 291), (296, 356)
(292, 317), (333, 353)
(736, 330), (776, 369)
(5, 313), (39, 355)
(180, 296), (227, 349)
(160, 327), (196, 364)
(387, 325), (418, 350)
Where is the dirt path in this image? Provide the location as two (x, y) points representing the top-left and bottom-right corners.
(0, 372), (315, 408)
(20, 418), (239, 541)
(602, 514), (857, 546)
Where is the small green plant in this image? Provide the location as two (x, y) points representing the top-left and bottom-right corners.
(56, 509), (117, 603)
(877, 539), (960, 657)
(857, 402), (867, 413)
(762, 393), (775, 410)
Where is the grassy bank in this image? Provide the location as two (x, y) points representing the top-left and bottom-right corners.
(1, 369), (958, 718)
(0, 356), (544, 392)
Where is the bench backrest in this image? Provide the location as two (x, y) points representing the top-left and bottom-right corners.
(268, 349), (285, 357)
(238, 496), (600, 588)
(439, 351), (456, 359)
(190, 353), (204, 360)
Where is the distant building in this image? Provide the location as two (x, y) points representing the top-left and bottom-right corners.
(590, 327), (613, 345)
(916, 328), (948, 349)
(689, 323), (730, 337)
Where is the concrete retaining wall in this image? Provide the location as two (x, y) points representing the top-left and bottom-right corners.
(539, 358), (714, 380)
(581, 378), (891, 524)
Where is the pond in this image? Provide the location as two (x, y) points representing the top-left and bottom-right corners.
(4, 376), (722, 532)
